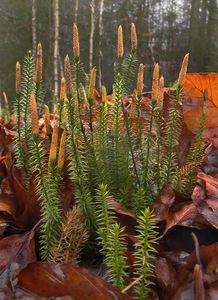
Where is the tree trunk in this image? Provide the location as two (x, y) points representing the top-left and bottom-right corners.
(98, 0), (104, 88)
(53, 0), (60, 95)
(89, 0), (95, 70)
(75, 0), (79, 23)
(189, 0), (201, 71)
(205, 0), (218, 71)
(32, 0), (37, 56)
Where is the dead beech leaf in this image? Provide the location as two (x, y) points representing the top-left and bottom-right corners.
(198, 204), (218, 230)
(178, 242), (218, 278)
(198, 172), (218, 199)
(11, 166), (41, 229)
(0, 231), (36, 275)
(193, 264), (205, 300)
(206, 198), (218, 213)
(191, 180), (218, 230)
(164, 202), (197, 234)
(0, 229), (37, 296)
(0, 194), (17, 219)
(0, 155), (9, 163)
(176, 121), (194, 166)
(18, 262), (132, 300)
(183, 74), (218, 129)
(110, 198), (137, 238)
(171, 283), (194, 300)
(203, 146), (218, 177)
(155, 257), (179, 299)
(0, 124), (15, 150)
(153, 184), (176, 222)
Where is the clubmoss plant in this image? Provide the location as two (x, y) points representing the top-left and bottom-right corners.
(14, 51), (34, 188)
(51, 207), (89, 264)
(29, 97), (64, 260)
(105, 223), (128, 289)
(5, 21), (208, 298)
(134, 208), (157, 298)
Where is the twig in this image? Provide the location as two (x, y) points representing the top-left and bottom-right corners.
(121, 275), (143, 294)
(191, 232), (201, 266)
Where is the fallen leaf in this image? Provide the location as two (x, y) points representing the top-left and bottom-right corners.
(183, 74), (218, 129)
(0, 231), (36, 275)
(193, 264), (205, 300)
(0, 124), (15, 151)
(164, 202), (197, 233)
(11, 166), (41, 229)
(155, 257), (179, 299)
(0, 193), (17, 219)
(198, 172), (218, 199)
(153, 184), (176, 222)
(18, 262), (132, 299)
(110, 198), (137, 238)
(198, 204), (218, 229)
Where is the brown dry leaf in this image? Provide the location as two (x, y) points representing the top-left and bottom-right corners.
(167, 243), (218, 299)
(11, 166), (41, 229)
(0, 193), (17, 237)
(0, 194), (16, 217)
(0, 231), (36, 274)
(193, 264), (205, 300)
(0, 194), (17, 230)
(18, 262), (132, 300)
(164, 202), (197, 234)
(110, 198), (137, 239)
(0, 228), (37, 299)
(155, 257), (179, 299)
(153, 184), (176, 222)
(198, 172), (218, 199)
(0, 124), (15, 151)
(178, 242), (218, 279)
(191, 179), (218, 230)
(152, 184), (195, 234)
(198, 203), (218, 230)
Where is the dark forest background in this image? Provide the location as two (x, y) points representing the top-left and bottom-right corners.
(0, 0), (218, 102)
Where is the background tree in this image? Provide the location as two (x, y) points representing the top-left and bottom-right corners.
(0, 0), (217, 102)
(32, 0), (37, 57)
(53, 0), (60, 95)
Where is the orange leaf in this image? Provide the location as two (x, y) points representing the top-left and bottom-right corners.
(183, 73), (218, 129)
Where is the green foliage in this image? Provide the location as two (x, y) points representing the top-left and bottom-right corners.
(34, 81), (44, 114)
(30, 134), (62, 261)
(161, 84), (183, 186)
(181, 101), (207, 197)
(65, 94), (96, 232)
(104, 223), (128, 289)
(133, 187), (146, 215)
(96, 183), (115, 248)
(14, 51), (34, 188)
(122, 49), (138, 95)
(155, 106), (164, 192)
(109, 73), (131, 200)
(134, 208), (157, 298)
(142, 99), (157, 204)
(96, 100), (108, 183)
(40, 162), (62, 260)
(73, 58), (88, 89)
